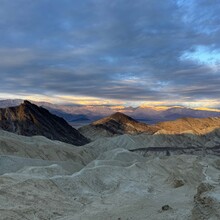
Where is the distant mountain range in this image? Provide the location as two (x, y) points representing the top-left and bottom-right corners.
(1, 99), (220, 125)
(0, 100), (89, 145)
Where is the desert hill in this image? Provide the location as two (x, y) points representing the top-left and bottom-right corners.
(80, 112), (220, 140)
(0, 100), (89, 145)
(156, 117), (220, 135)
(79, 112), (157, 140)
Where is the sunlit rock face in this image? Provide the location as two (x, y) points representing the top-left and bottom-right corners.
(79, 111), (220, 140)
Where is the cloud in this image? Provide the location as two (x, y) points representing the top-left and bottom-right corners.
(0, 0), (219, 106)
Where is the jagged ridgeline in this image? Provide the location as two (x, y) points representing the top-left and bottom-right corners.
(0, 100), (89, 146)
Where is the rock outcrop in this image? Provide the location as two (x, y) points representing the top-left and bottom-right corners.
(0, 100), (89, 146)
(79, 112), (157, 140)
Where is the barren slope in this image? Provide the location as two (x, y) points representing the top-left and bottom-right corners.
(79, 112), (157, 140)
(157, 117), (220, 135)
(0, 100), (89, 145)
(1, 145), (220, 219)
(80, 112), (220, 140)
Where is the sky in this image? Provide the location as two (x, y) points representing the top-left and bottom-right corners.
(0, 0), (220, 108)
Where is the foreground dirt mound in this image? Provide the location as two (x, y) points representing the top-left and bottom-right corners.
(1, 129), (220, 219)
(1, 147), (220, 220)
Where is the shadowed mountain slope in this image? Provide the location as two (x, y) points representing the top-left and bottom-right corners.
(0, 100), (89, 146)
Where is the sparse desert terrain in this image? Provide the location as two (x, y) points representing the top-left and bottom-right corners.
(1, 126), (220, 220)
(1, 103), (220, 219)
(1, 0), (220, 218)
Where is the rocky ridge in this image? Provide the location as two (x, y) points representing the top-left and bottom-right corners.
(0, 100), (89, 145)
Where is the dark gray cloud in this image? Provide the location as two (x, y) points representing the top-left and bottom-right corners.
(0, 0), (220, 103)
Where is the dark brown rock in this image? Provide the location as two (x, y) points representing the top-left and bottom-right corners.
(0, 100), (89, 146)
(80, 112), (157, 138)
